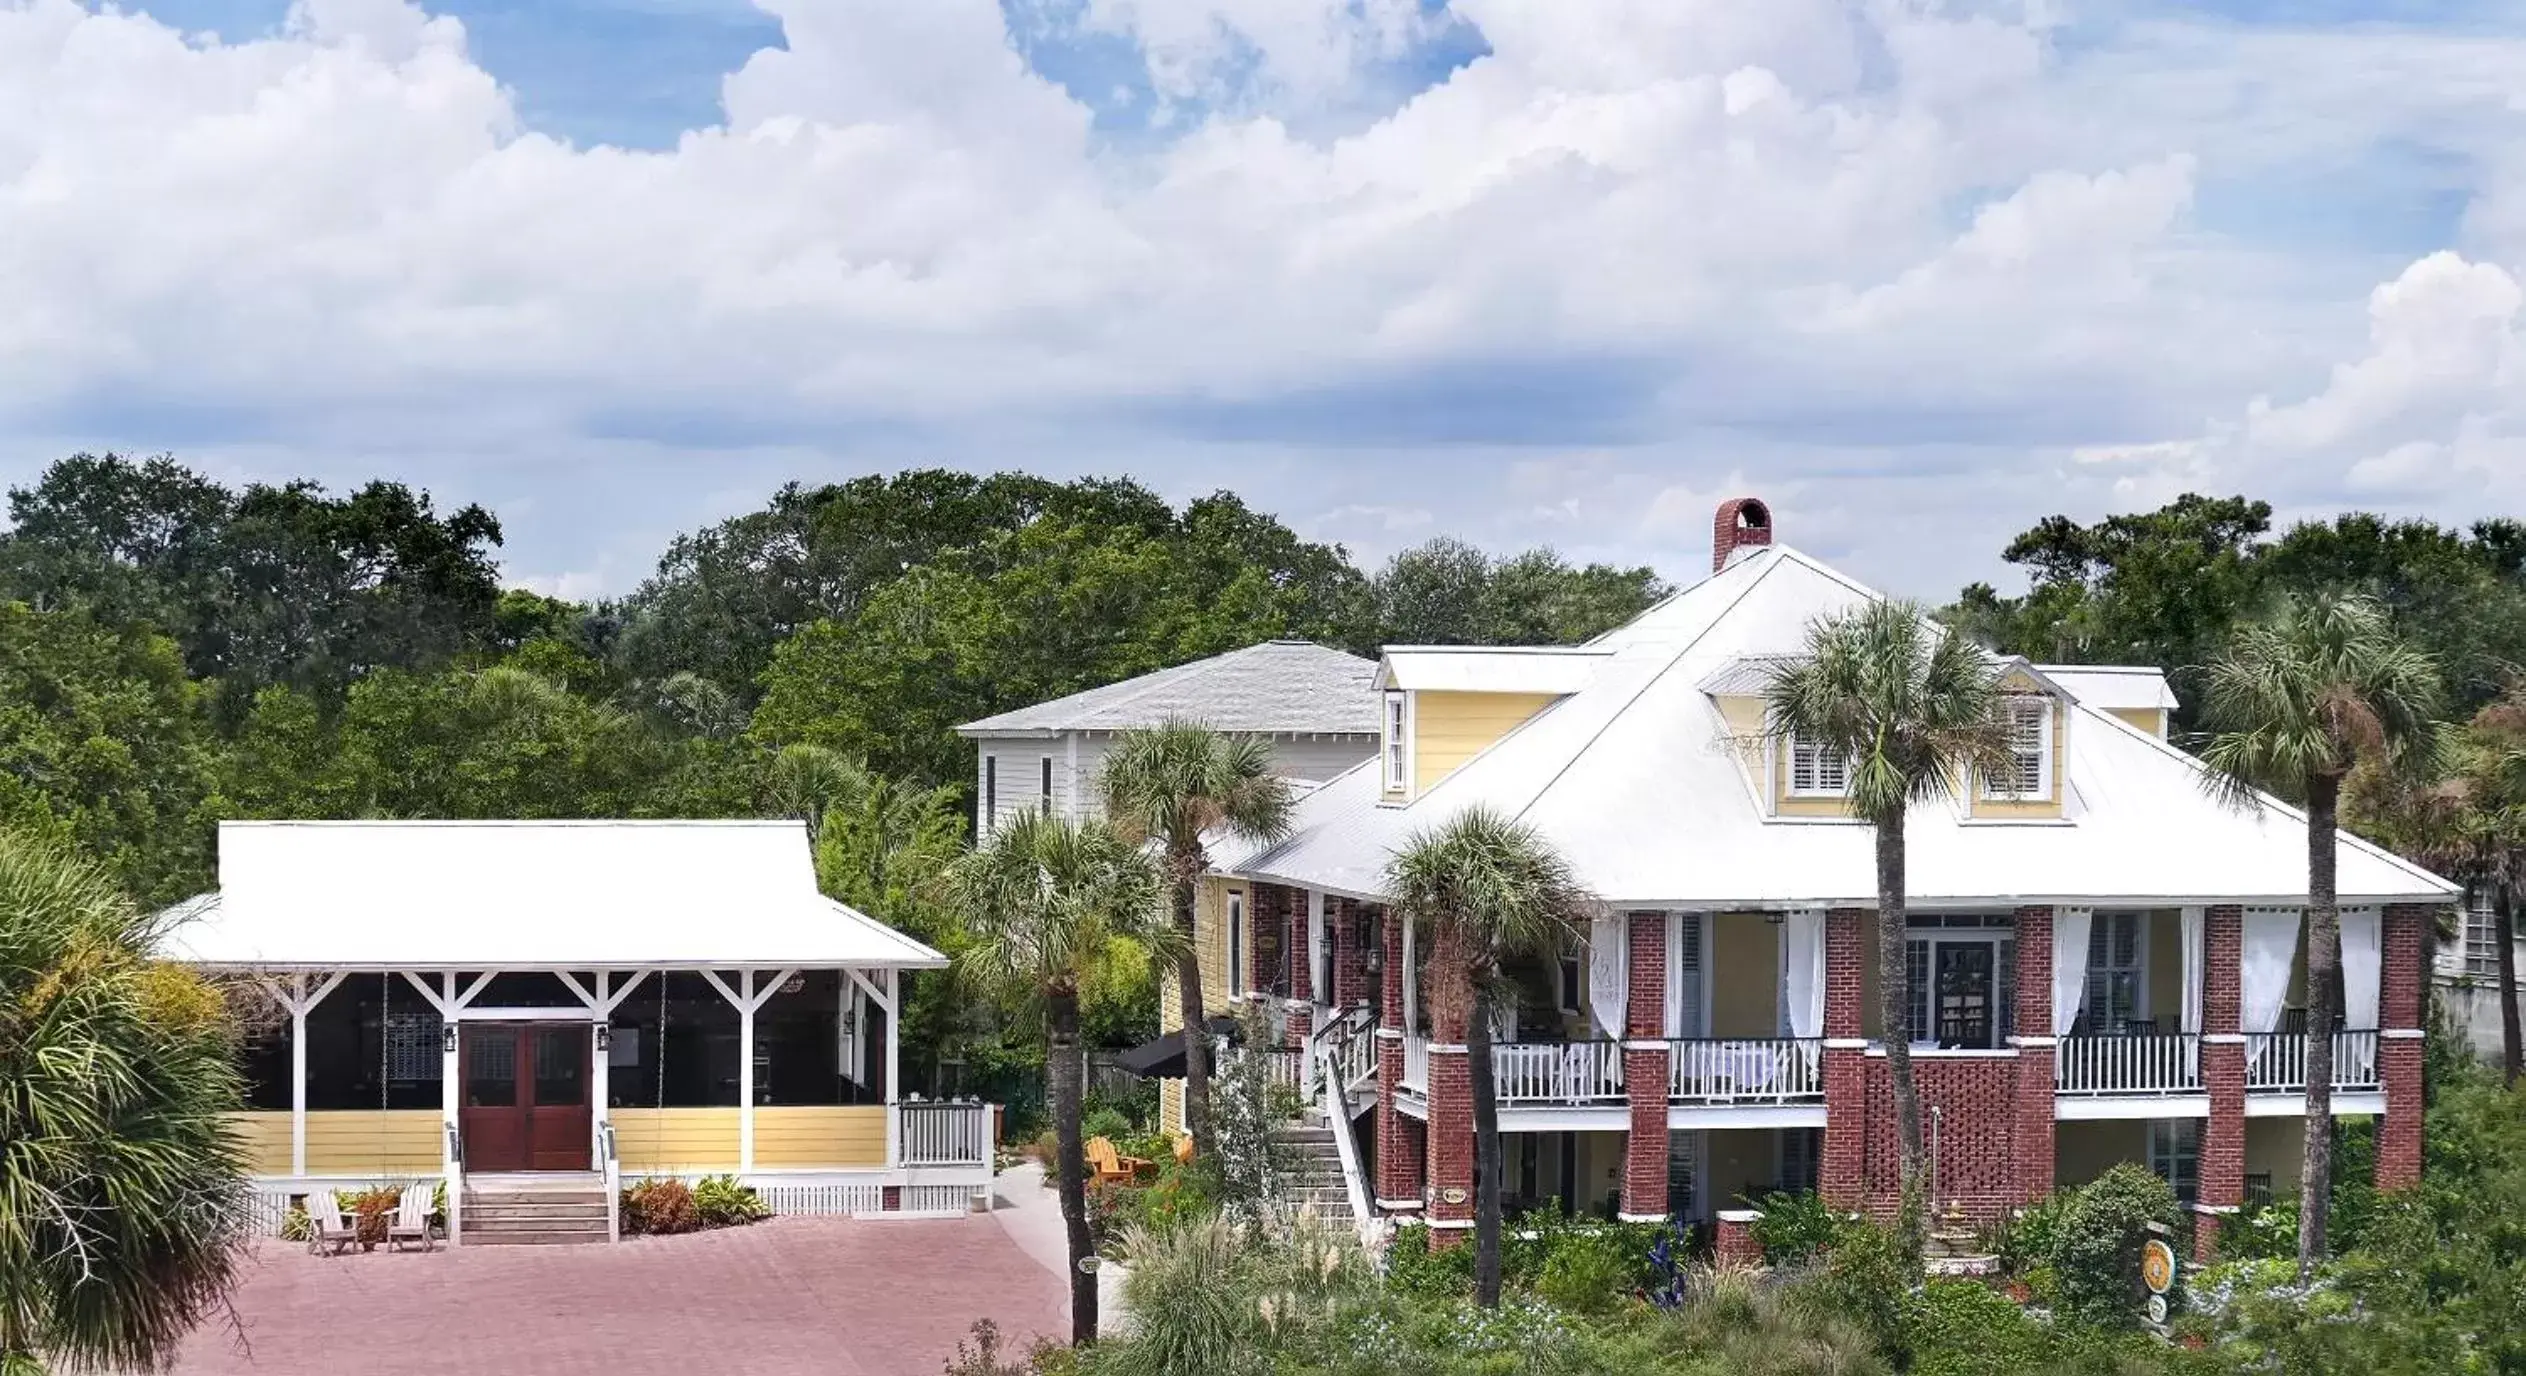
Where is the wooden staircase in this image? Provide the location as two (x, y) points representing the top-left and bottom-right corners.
(461, 1173), (611, 1247)
(1272, 1120), (1355, 1230)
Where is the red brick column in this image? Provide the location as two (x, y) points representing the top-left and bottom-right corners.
(1374, 906), (1423, 1217)
(2377, 903), (2431, 1192)
(1715, 1209), (1762, 1268)
(1621, 912), (1672, 1221)
(1332, 897), (1370, 1012)
(1425, 1041), (1473, 1244)
(2010, 906), (2057, 1205)
(1284, 889), (1314, 1051)
(1819, 908), (1869, 1211)
(2197, 905), (2245, 1263)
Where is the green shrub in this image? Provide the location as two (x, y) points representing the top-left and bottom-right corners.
(2051, 1164), (2181, 1329)
(1383, 1223), (1474, 1299)
(1535, 1228), (1637, 1315)
(1081, 1105), (1134, 1143)
(1749, 1190), (1838, 1269)
(1903, 1280), (2052, 1376)
(1995, 1190), (2070, 1276)
(623, 1176), (699, 1235)
(279, 1206), (313, 1244)
(691, 1174), (770, 1228)
(1785, 1218), (1910, 1355)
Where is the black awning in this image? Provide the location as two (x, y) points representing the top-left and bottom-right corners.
(1110, 1016), (1247, 1078)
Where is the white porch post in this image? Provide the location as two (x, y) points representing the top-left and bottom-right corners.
(440, 972), (460, 1158)
(1402, 920), (1418, 1039)
(591, 972), (612, 1160)
(739, 969), (757, 1173)
(290, 974), (309, 1177)
(885, 968), (903, 1170)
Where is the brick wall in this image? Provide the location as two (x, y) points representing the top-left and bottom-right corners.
(2378, 902), (2431, 1192)
(1374, 905), (1422, 1213)
(1425, 1046), (1473, 1242)
(2199, 906), (2246, 1247)
(1857, 1053), (2022, 1225)
(1331, 897), (1372, 1011)
(1820, 908), (1868, 1209)
(1622, 912), (1670, 1218)
(1250, 883), (1293, 999)
(2011, 906), (2057, 1203)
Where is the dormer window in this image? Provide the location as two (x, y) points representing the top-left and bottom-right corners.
(1786, 732), (1851, 797)
(1986, 696), (2054, 800)
(1382, 691), (1410, 793)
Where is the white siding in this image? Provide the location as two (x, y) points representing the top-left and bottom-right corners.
(972, 732), (1374, 837)
(1270, 735), (1381, 783)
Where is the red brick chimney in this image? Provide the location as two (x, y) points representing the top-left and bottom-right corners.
(1713, 497), (1773, 571)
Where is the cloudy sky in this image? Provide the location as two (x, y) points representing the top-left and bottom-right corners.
(4, 0), (2523, 600)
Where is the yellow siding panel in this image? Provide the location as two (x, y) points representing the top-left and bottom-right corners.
(2109, 707), (2166, 739)
(228, 1112), (295, 1175)
(1708, 914), (1779, 1038)
(613, 1108), (741, 1174)
(1412, 691), (1560, 794)
(752, 1106), (886, 1169)
(303, 1111), (441, 1176)
(1968, 698), (2066, 821)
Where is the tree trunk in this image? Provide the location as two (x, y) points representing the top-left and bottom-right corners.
(1048, 986), (1098, 1346)
(1877, 813), (1927, 1264)
(1470, 979), (1503, 1308)
(2298, 772), (2343, 1277)
(2497, 878), (2521, 1090)
(1173, 872), (1215, 1162)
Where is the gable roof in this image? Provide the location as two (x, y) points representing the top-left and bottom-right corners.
(160, 820), (947, 970)
(956, 640), (1379, 737)
(1234, 547), (2457, 909)
(1378, 646), (1610, 695)
(2038, 665), (2181, 714)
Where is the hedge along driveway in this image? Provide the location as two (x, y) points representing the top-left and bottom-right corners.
(172, 1215), (1066, 1376)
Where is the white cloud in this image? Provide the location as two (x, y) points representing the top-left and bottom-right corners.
(2, 0), (2524, 600)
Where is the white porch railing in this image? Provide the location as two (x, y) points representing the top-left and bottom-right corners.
(1493, 1040), (1625, 1104)
(1403, 1035), (1429, 1093)
(2055, 1034), (2202, 1096)
(2246, 1030), (2382, 1093)
(1668, 1038), (1824, 1104)
(898, 1100), (993, 1166)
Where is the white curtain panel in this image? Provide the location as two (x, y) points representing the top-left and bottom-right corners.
(1588, 913), (1628, 1040)
(2180, 907), (2206, 1035)
(2052, 906), (2094, 1037)
(2341, 906), (2382, 1032)
(2240, 908), (2300, 1035)
(1781, 909), (1826, 1042)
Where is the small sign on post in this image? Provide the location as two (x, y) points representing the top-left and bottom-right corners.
(2139, 1222), (2178, 1332)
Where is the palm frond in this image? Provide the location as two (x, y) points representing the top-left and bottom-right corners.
(1761, 598), (2013, 825)
(943, 810), (1166, 1005)
(2197, 592), (2443, 811)
(1099, 718), (1295, 879)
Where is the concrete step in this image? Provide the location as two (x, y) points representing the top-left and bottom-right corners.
(464, 1229), (611, 1246)
(465, 1188), (607, 1205)
(464, 1203), (611, 1224)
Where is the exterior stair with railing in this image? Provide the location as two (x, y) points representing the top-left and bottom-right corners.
(1272, 1119), (1356, 1230)
(460, 1173), (611, 1246)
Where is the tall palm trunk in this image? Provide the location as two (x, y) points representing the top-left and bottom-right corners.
(1171, 867), (1215, 1161)
(1877, 812), (1927, 1262)
(2496, 879), (2521, 1089)
(1469, 980), (1504, 1308)
(1048, 986), (1098, 1346)
(2298, 773), (2343, 1275)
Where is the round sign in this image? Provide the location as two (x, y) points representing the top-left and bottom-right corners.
(1440, 1187), (1468, 1206)
(1077, 1255), (1103, 1275)
(2144, 1295), (2168, 1327)
(2141, 1239), (2177, 1296)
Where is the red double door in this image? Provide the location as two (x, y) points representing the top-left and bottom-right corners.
(459, 1023), (592, 1172)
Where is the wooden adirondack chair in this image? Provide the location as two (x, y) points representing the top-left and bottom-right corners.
(387, 1186), (436, 1252)
(305, 1192), (360, 1257)
(1085, 1137), (1148, 1186)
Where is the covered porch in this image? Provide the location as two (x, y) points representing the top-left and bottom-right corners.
(166, 820), (992, 1237)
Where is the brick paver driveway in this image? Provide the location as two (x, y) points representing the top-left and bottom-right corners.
(172, 1216), (1066, 1376)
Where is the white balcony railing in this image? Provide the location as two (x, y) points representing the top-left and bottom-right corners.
(1494, 1040), (1625, 1104)
(2246, 1030), (2382, 1093)
(898, 1100), (993, 1167)
(2055, 1034), (2202, 1096)
(1669, 1038), (1825, 1103)
(1403, 1035), (1429, 1093)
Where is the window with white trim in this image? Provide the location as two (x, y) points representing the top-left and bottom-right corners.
(1227, 890), (1248, 997)
(982, 755), (998, 836)
(385, 1011), (443, 1081)
(2149, 1120), (2199, 1205)
(1040, 756), (1055, 815)
(2083, 912), (2147, 1032)
(2463, 888), (2502, 978)
(1985, 695), (2054, 800)
(1785, 732), (1851, 797)
(1382, 692), (1409, 792)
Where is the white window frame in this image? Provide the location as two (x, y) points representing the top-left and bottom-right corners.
(1382, 691), (1413, 794)
(2463, 887), (2501, 979)
(1040, 756), (1056, 816)
(1226, 889), (1248, 998)
(2148, 1120), (2200, 1205)
(1784, 731), (1851, 798)
(1984, 695), (2055, 801)
(1902, 914), (2016, 1049)
(982, 755), (998, 837)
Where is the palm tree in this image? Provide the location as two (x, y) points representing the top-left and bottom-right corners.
(945, 810), (1165, 1347)
(1385, 806), (1592, 1307)
(1101, 721), (1294, 1162)
(2199, 592), (2439, 1273)
(1764, 598), (2011, 1261)
(760, 742), (873, 838)
(1, 830), (252, 1374)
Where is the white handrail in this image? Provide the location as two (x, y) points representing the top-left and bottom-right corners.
(898, 1101), (993, 1166)
(444, 1121), (464, 1248)
(1667, 1038), (1825, 1103)
(1493, 1040), (1625, 1104)
(598, 1120), (620, 1243)
(1402, 1036), (1429, 1093)
(2245, 1029), (2382, 1093)
(2055, 1034), (2202, 1096)
(1319, 1067), (1379, 1252)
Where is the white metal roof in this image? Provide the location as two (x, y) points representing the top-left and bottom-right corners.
(1234, 547), (2457, 909)
(1377, 646), (1610, 695)
(2036, 665), (2181, 714)
(956, 640), (1379, 736)
(160, 821), (949, 970)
